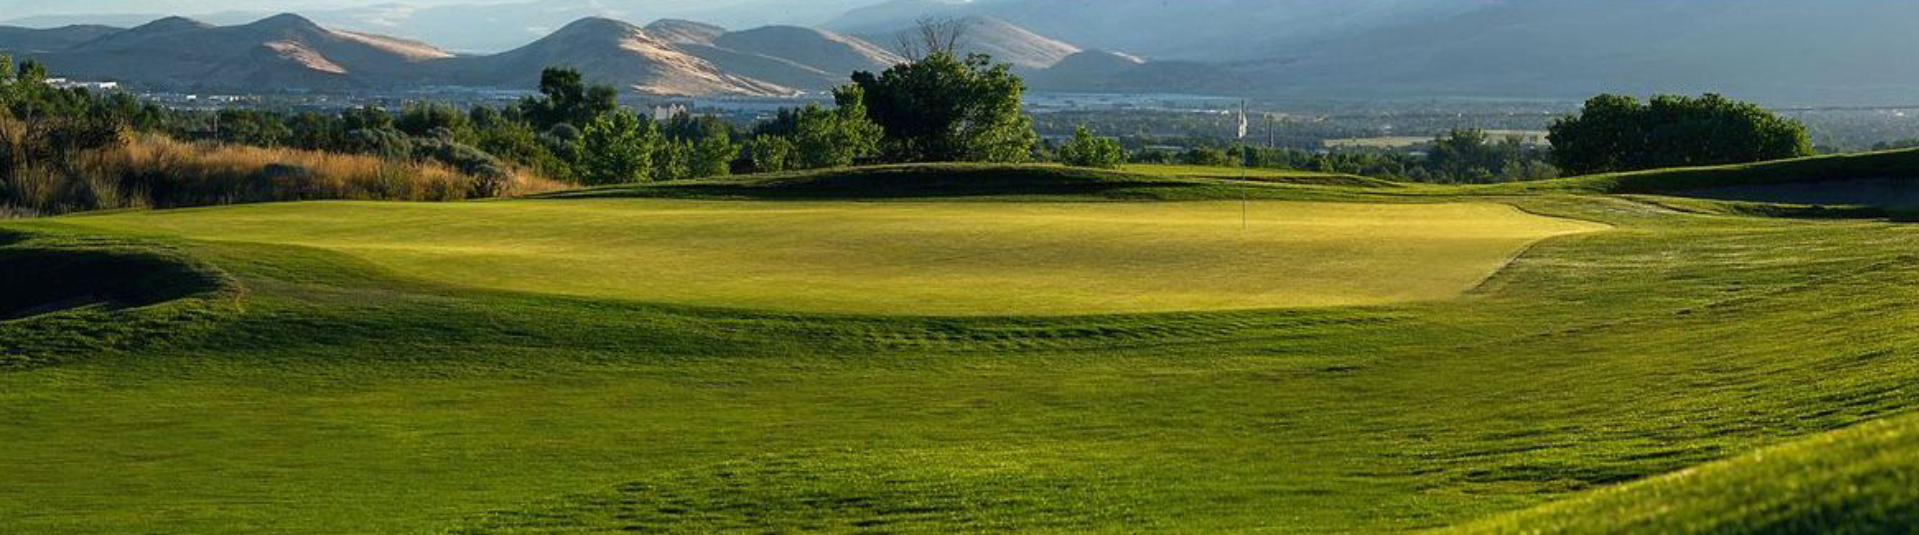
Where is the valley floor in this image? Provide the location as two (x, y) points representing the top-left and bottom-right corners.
(1, 177), (1915, 534)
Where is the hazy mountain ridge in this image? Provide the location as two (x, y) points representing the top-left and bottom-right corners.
(23, 14), (452, 91)
(10, 1), (1918, 104)
(0, 11), (1139, 98)
(0, 25), (122, 54)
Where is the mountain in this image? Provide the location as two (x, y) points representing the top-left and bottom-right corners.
(645, 19), (727, 46)
(827, 0), (1479, 62)
(301, 0), (888, 54)
(30, 14), (451, 91)
(1243, 0), (1919, 105)
(713, 26), (900, 78)
(440, 17), (797, 98)
(0, 25), (121, 54)
(838, 14), (1077, 69)
(1027, 50), (1247, 95)
(827, 0), (1919, 105)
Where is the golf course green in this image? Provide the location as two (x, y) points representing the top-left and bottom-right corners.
(2, 159), (1916, 534)
(51, 199), (1604, 315)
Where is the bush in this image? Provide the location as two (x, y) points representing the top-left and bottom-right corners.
(1058, 126), (1127, 169)
(1181, 146), (1235, 167)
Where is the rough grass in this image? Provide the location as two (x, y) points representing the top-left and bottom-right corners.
(43, 199), (1603, 315)
(0, 126), (564, 216)
(1, 165), (1916, 534)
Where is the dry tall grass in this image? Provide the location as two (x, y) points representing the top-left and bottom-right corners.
(1, 118), (564, 217)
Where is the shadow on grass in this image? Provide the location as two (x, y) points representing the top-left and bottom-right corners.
(536, 164), (1211, 201)
(0, 235), (235, 321)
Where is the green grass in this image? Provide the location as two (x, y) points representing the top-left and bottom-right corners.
(1482, 148), (1919, 196)
(2, 164), (1917, 534)
(1120, 164), (1407, 188)
(45, 199), (1602, 315)
(1439, 412), (1919, 535)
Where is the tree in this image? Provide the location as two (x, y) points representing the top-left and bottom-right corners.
(689, 129), (739, 178)
(750, 135), (797, 173)
(660, 113), (740, 179)
(851, 52), (1036, 163)
(894, 17), (970, 62)
(396, 102), (471, 141)
(1181, 146), (1233, 167)
(342, 105), (395, 132)
(522, 67), (620, 131)
(1549, 93), (1813, 175)
(653, 138), (691, 181)
(749, 85), (882, 171)
(575, 110), (658, 185)
(1424, 129), (1556, 183)
(794, 86), (884, 169)
(0, 55), (14, 103)
(1058, 126), (1127, 169)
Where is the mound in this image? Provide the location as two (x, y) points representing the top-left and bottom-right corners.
(0, 230), (242, 368)
(1440, 413), (1919, 535)
(0, 241), (227, 320)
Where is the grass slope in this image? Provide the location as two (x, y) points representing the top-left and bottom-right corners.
(1485, 149), (1919, 205)
(1439, 413), (1919, 535)
(46, 199), (1603, 315)
(1, 164), (1916, 534)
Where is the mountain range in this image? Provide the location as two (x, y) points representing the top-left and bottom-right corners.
(6, 0), (1919, 105)
(825, 0), (1919, 105)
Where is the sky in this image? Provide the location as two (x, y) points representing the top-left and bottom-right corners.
(3, 0), (489, 17)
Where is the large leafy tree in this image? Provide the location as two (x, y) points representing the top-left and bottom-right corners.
(850, 52), (1036, 163)
(1549, 93), (1813, 175)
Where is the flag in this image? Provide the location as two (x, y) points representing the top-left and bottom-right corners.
(1237, 101), (1250, 140)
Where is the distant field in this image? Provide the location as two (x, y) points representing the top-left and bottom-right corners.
(51, 199), (1603, 315)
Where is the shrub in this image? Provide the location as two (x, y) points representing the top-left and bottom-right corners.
(1058, 126), (1127, 169)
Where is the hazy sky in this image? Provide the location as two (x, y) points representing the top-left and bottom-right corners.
(3, 0), (505, 16)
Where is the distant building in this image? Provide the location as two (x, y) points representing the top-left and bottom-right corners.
(651, 104), (689, 122)
(46, 78), (122, 91)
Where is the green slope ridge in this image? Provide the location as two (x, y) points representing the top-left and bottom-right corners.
(1485, 149), (1919, 215)
(0, 164), (1916, 534)
(1437, 413), (1919, 535)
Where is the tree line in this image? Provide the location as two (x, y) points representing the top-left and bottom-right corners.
(3, 38), (1827, 213)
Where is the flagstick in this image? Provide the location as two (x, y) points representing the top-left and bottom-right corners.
(1239, 100), (1250, 235)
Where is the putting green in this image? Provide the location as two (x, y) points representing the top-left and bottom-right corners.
(56, 199), (1607, 315)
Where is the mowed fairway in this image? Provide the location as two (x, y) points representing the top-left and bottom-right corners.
(55, 200), (1605, 314)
